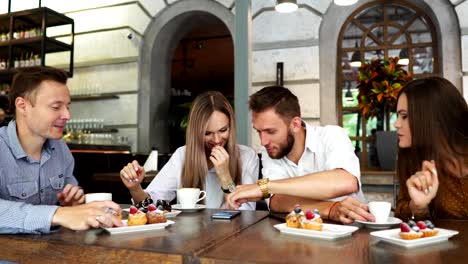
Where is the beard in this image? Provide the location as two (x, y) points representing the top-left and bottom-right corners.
(268, 130), (294, 159)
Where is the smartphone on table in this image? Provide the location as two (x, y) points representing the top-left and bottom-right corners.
(211, 210), (241, 220)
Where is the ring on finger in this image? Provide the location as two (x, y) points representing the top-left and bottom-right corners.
(96, 215), (101, 221)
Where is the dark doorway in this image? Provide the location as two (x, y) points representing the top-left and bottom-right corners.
(168, 15), (233, 152)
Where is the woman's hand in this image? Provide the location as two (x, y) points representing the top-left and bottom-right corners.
(120, 160), (145, 191)
(210, 146), (231, 183)
(407, 160), (439, 211)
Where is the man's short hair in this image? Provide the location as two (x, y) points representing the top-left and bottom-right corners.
(248, 85), (301, 122)
(9, 66), (68, 113)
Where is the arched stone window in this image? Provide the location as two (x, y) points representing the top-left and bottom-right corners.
(337, 0), (439, 170)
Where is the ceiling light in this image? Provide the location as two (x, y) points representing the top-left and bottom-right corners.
(334, 0), (358, 6)
(398, 48), (409, 65)
(275, 0), (298, 13)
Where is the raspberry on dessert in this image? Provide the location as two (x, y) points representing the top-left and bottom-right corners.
(416, 221), (426, 230)
(129, 206), (138, 214)
(400, 223), (411, 232)
(148, 204), (157, 212)
(305, 210), (315, 220)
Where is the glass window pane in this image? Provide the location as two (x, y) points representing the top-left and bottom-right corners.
(342, 80), (359, 107)
(413, 46), (433, 74)
(388, 5), (416, 26)
(364, 50), (383, 61)
(388, 26), (407, 45)
(343, 22), (364, 48)
(343, 111), (360, 137)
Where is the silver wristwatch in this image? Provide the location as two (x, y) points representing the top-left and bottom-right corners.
(221, 182), (236, 193)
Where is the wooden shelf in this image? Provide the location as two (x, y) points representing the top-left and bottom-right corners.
(0, 7), (74, 83)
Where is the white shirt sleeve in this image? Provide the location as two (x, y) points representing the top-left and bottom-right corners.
(144, 147), (185, 202)
(322, 126), (361, 178)
(237, 145), (259, 210)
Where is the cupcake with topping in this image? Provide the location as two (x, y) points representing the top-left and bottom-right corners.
(418, 220), (438, 238)
(285, 205), (305, 228)
(146, 204), (167, 224)
(300, 209), (323, 231)
(399, 222), (423, 240)
(127, 206), (148, 226)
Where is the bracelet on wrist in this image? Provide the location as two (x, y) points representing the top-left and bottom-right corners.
(328, 201), (340, 220)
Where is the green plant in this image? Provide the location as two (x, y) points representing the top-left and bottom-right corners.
(357, 57), (412, 122)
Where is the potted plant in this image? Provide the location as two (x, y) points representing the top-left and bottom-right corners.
(356, 57), (412, 170)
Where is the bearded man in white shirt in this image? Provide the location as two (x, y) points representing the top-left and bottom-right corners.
(228, 86), (375, 224)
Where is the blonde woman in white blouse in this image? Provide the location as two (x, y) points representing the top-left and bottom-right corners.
(120, 91), (259, 210)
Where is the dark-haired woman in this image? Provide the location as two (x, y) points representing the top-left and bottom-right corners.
(394, 77), (468, 220)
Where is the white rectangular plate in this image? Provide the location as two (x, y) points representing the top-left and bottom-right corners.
(370, 228), (459, 248)
(105, 220), (174, 235)
(274, 223), (359, 240)
(122, 208), (182, 218)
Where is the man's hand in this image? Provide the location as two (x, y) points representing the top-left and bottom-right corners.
(227, 183), (263, 209)
(330, 197), (375, 224)
(57, 184), (84, 206)
(52, 201), (123, 230)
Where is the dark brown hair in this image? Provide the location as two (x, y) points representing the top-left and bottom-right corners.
(9, 66), (68, 113)
(181, 91), (242, 189)
(249, 86), (301, 123)
(396, 77), (468, 210)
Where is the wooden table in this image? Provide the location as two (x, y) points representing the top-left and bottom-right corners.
(0, 210), (466, 264)
(200, 218), (468, 264)
(0, 209), (268, 263)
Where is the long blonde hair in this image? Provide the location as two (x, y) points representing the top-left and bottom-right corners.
(181, 91), (242, 189)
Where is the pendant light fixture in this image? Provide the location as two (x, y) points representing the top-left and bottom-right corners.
(275, 0), (298, 13)
(350, 42), (362, 67)
(334, 0), (358, 6)
(398, 48), (409, 65)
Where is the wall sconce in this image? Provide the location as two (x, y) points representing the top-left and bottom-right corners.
(275, 0), (298, 13)
(398, 48), (409, 65)
(334, 0), (358, 6)
(276, 62), (284, 86)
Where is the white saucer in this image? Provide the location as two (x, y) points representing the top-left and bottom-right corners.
(355, 217), (402, 229)
(172, 204), (206, 212)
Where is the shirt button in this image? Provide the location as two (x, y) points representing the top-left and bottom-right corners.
(40, 189), (44, 193)
(21, 193), (27, 197)
(58, 174), (64, 178)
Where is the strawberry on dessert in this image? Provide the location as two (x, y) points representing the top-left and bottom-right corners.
(146, 204), (167, 224)
(418, 220), (438, 237)
(300, 209), (323, 231)
(399, 222), (423, 240)
(127, 206), (147, 226)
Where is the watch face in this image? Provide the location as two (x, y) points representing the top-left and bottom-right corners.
(228, 183), (236, 192)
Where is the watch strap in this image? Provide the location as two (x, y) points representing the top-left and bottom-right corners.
(221, 182), (236, 193)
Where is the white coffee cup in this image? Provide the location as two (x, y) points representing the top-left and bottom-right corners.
(85, 193), (112, 204)
(368, 201), (391, 223)
(177, 188), (206, 208)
